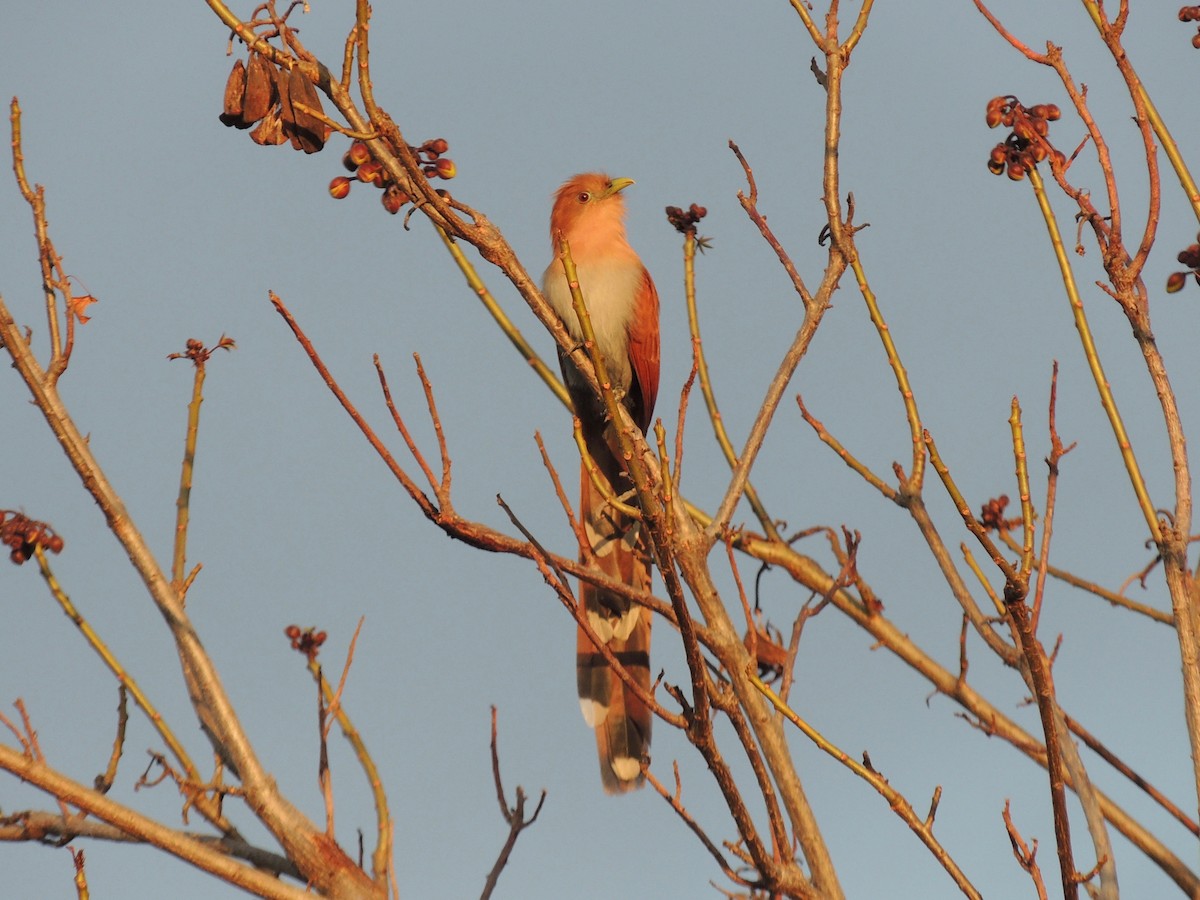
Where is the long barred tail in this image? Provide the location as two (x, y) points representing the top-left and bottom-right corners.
(575, 456), (652, 793)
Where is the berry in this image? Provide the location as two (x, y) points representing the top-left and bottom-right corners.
(381, 184), (409, 214)
(356, 162), (384, 184)
(346, 141), (371, 169)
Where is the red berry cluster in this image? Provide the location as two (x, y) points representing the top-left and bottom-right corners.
(665, 203), (708, 236)
(330, 138), (455, 215)
(285, 624), (327, 660)
(219, 51), (329, 153)
(985, 96), (1064, 181)
(1180, 7), (1200, 48)
(1167, 235), (1200, 293)
(1, 510), (64, 565)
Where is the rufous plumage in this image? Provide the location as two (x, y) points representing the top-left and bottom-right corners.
(542, 173), (660, 793)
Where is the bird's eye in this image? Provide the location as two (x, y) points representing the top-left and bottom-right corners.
(577, 191), (591, 203)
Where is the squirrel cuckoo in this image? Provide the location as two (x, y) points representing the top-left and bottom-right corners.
(542, 173), (660, 793)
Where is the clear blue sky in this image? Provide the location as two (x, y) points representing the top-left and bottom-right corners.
(4, 2), (1199, 897)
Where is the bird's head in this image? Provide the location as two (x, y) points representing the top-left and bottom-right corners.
(549, 173), (635, 254)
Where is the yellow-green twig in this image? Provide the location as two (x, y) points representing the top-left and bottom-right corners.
(33, 546), (235, 835)
(172, 365), (204, 594)
(304, 657), (391, 888)
(925, 429), (1019, 587)
(961, 543), (1007, 617)
(572, 417), (640, 520)
(1008, 398), (1035, 583)
(996, 531), (1173, 626)
(1027, 166), (1160, 544)
(850, 255), (926, 490)
(751, 673), (982, 900)
(436, 226), (569, 408)
(797, 395), (895, 499)
(683, 235), (778, 540)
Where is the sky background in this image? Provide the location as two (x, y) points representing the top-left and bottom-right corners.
(3, 2), (1200, 897)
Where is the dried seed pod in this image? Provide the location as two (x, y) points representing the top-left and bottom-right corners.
(219, 59), (247, 127)
(242, 52), (276, 125)
(249, 106), (287, 145)
(282, 65), (327, 154)
(278, 65), (298, 144)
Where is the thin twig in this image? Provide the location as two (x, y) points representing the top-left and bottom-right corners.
(480, 707), (546, 900)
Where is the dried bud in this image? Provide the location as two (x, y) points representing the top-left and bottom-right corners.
(285, 625), (302, 639)
(434, 157), (457, 179)
(1006, 161), (1026, 181)
(428, 138), (449, 155)
(329, 176), (352, 199)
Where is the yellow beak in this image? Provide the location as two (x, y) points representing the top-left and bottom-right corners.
(605, 177), (635, 197)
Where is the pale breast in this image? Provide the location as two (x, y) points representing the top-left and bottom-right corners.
(542, 259), (644, 391)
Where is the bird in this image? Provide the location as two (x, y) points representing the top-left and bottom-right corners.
(541, 173), (661, 793)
